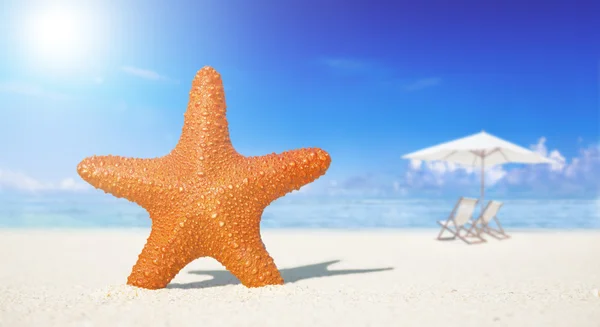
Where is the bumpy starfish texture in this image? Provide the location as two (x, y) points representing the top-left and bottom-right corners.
(77, 66), (331, 289)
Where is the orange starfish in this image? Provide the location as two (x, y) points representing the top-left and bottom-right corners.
(77, 66), (331, 289)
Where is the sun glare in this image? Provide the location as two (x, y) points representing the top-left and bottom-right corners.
(22, 5), (102, 72)
(34, 9), (81, 53)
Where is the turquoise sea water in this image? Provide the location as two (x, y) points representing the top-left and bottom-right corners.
(0, 195), (598, 229)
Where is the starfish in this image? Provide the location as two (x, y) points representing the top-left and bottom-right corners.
(77, 66), (331, 289)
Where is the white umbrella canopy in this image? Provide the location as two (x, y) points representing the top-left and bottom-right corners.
(402, 131), (554, 167)
(402, 130), (554, 211)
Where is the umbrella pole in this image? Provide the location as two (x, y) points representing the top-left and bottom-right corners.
(480, 155), (485, 214)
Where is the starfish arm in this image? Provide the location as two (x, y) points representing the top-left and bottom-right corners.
(247, 147), (331, 204)
(212, 225), (284, 287)
(76, 155), (167, 206)
(171, 66), (238, 170)
(127, 216), (197, 289)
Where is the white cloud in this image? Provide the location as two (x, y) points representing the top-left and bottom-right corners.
(403, 77), (442, 92)
(0, 169), (89, 193)
(57, 177), (90, 192)
(0, 170), (49, 192)
(409, 159), (422, 170)
(318, 58), (391, 78)
(292, 184), (312, 194)
(529, 137), (566, 171)
(321, 58), (369, 71)
(301, 174), (398, 198)
(0, 82), (71, 101)
(121, 66), (175, 82)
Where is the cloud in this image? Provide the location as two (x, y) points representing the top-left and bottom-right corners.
(0, 169), (89, 193)
(302, 137), (599, 198)
(298, 175), (398, 198)
(121, 66), (176, 82)
(527, 136), (566, 171)
(320, 58), (442, 89)
(319, 57), (394, 81)
(496, 140), (599, 196)
(0, 82), (72, 101)
(320, 58), (370, 71)
(403, 77), (442, 92)
(57, 178), (90, 192)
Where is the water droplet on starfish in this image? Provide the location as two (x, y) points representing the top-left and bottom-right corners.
(211, 213), (218, 219)
(219, 221), (225, 227)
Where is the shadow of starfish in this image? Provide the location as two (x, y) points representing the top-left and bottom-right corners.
(167, 260), (394, 289)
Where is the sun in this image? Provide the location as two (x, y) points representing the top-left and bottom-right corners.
(22, 4), (101, 71)
(33, 8), (82, 55)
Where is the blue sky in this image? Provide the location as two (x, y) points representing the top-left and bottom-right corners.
(0, 0), (598, 199)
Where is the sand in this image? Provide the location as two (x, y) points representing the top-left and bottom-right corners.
(0, 229), (599, 327)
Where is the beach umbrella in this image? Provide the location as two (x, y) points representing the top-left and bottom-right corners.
(401, 130), (554, 212)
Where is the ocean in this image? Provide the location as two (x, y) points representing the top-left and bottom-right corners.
(0, 195), (598, 229)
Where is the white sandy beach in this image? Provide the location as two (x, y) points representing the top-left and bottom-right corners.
(0, 229), (599, 327)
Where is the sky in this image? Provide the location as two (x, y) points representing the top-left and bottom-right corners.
(0, 0), (598, 199)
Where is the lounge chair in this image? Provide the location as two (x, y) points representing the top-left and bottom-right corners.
(473, 200), (510, 240)
(436, 197), (486, 244)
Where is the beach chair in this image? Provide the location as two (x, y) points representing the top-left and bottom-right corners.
(436, 197), (485, 244)
(473, 200), (510, 240)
